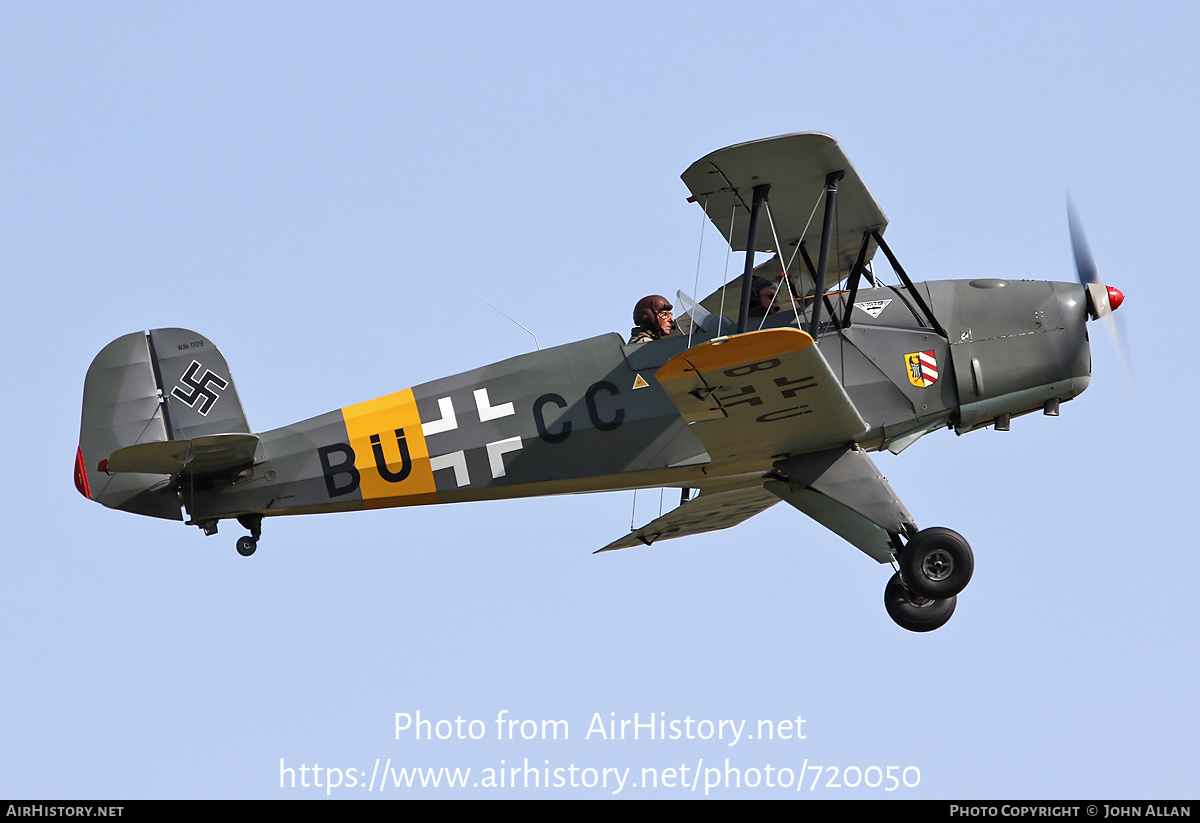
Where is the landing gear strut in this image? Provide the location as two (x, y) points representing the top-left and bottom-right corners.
(235, 514), (262, 557)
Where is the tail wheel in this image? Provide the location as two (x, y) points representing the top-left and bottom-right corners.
(899, 527), (973, 600)
(236, 536), (257, 557)
(884, 573), (955, 632)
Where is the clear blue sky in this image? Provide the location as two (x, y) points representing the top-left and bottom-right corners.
(2, 1), (1195, 798)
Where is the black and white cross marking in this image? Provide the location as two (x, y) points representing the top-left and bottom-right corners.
(423, 386), (522, 488)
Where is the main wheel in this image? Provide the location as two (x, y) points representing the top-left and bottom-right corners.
(236, 536), (257, 557)
(884, 573), (955, 632)
(899, 527), (973, 600)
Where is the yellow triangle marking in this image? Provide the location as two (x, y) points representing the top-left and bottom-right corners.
(632, 374), (649, 390)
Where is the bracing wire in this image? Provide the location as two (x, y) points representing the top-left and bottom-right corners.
(715, 209), (735, 337)
(688, 198), (708, 349)
(787, 189), (827, 275)
(762, 188), (838, 331)
(762, 199), (809, 330)
(759, 202), (788, 330)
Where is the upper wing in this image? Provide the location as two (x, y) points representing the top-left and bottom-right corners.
(682, 133), (887, 314)
(655, 328), (867, 464)
(682, 132), (887, 265)
(597, 482), (780, 552)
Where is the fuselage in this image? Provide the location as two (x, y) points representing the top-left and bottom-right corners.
(182, 278), (1092, 524)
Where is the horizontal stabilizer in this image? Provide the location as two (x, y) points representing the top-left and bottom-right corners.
(597, 483), (779, 552)
(106, 434), (260, 479)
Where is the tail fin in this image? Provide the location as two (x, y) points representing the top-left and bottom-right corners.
(76, 328), (251, 520)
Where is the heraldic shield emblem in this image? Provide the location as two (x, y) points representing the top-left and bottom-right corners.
(905, 350), (939, 388)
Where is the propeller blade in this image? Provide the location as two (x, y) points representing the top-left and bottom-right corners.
(1068, 198), (1133, 390)
(1103, 311), (1135, 391)
(1067, 197), (1098, 286)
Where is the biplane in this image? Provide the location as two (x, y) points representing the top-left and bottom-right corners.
(74, 133), (1123, 631)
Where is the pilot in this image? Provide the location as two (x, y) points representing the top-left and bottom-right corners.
(629, 295), (676, 343)
(748, 277), (780, 317)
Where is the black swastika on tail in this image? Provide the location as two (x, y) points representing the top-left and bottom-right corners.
(171, 360), (228, 416)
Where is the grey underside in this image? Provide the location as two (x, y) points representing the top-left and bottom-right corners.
(596, 483), (780, 551)
(599, 445), (913, 562)
(766, 446), (915, 563)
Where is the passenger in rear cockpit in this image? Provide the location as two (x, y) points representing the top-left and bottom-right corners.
(628, 295), (676, 344)
(748, 277), (780, 318)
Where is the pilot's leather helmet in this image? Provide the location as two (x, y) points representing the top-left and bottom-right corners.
(633, 295), (673, 330)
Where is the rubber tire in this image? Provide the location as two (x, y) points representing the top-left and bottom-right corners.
(884, 573), (956, 632)
(236, 536), (257, 557)
(899, 527), (973, 600)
